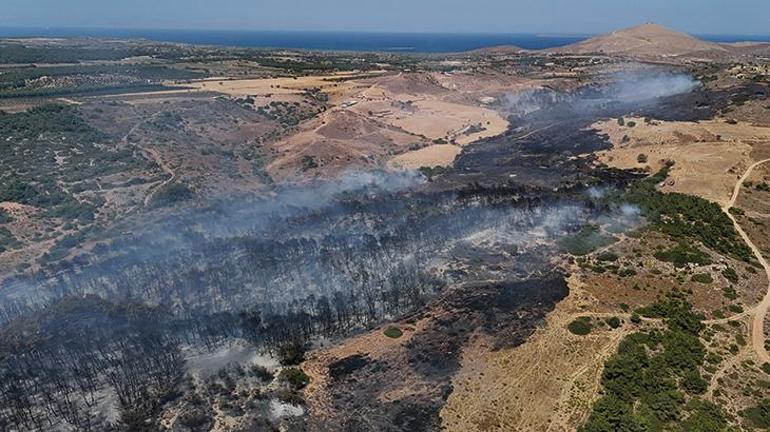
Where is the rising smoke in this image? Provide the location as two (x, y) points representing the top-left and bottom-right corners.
(503, 69), (700, 117)
(0, 70), (698, 431)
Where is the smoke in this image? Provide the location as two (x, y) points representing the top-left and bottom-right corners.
(502, 88), (560, 115)
(502, 70), (700, 117)
(603, 71), (700, 103)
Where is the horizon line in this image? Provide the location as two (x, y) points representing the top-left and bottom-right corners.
(1, 24), (770, 39)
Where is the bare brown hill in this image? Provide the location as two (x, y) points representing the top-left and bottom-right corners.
(550, 23), (728, 58)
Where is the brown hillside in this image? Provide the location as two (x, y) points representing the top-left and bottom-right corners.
(551, 23), (728, 57)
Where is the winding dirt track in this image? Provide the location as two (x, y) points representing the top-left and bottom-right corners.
(724, 158), (770, 364)
(120, 110), (179, 207)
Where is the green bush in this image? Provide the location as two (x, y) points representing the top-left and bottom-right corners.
(721, 267), (739, 283)
(581, 295), (710, 431)
(568, 317), (592, 335)
(761, 363), (770, 375)
(675, 400), (731, 432)
(722, 286), (737, 300)
(277, 342), (306, 366)
(559, 224), (616, 256)
(596, 252), (619, 262)
(742, 399), (770, 428)
(418, 165), (450, 179)
(654, 243), (711, 268)
(383, 326), (403, 338)
(691, 273), (713, 284)
(680, 370), (708, 395)
(278, 367), (311, 390)
(606, 317), (622, 329)
(624, 166), (753, 263)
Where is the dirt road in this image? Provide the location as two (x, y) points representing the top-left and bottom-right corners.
(724, 158), (770, 364)
(121, 110), (179, 207)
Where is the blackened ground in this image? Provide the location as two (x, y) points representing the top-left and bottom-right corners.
(434, 84), (766, 190)
(307, 277), (568, 432)
(300, 82), (763, 432)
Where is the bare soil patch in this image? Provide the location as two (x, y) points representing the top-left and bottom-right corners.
(595, 117), (770, 206)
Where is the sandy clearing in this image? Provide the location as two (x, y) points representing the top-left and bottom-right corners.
(170, 71), (383, 101)
(384, 98), (508, 145)
(594, 117), (770, 206)
(266, 108), (419, 179)
(388, 144), (461, 169)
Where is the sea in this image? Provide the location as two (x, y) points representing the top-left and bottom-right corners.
(1, 27), (769, 53)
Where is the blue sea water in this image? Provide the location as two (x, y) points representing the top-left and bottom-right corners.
(0, 27), (769, 53)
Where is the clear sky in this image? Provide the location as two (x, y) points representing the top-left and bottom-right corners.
(2, 0), (769, 35)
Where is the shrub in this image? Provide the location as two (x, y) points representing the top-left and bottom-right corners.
(278, 367), (311, 390)
(743, 399), (770, 428)
(250, 365), (274, 382)
(581, 295), (709, 431)
(300, 155), (318, 171)
(654, 243), (711, 268)
(606, 317), (621, 329)
(681, 369), (708, 395)
(383, 326), (403, 338)
(568, 317), (592, 335)
(676, 400), (730, 431)
(691, 273), (713, 284)
(152, 182), (193, 207)
(559, 224), (616, 256)
(277, 342), (306, 366)
(722, 286), (737, 300)
(178, 409), (211, 428)
(596, 251), (618, 262)
(418, 165), (450, 179)
(624, 166), (753, 263)
(722, 267), (739, 283)
(0, 209), (11, 224)
(637, 153), (648, 164)
(761, 363), (770, 375)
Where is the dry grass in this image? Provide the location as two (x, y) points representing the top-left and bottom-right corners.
(388, 144), (462, 169)
(171, 71), (381, 103)
(594, 117), (770, 206)
(440, 273), (633, 432)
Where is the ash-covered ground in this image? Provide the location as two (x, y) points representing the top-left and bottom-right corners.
(1, 70), (763, 431)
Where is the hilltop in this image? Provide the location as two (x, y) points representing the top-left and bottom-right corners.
(551, 23), (729, 58)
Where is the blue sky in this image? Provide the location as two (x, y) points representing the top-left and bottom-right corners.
(2, 0), (769, 35)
